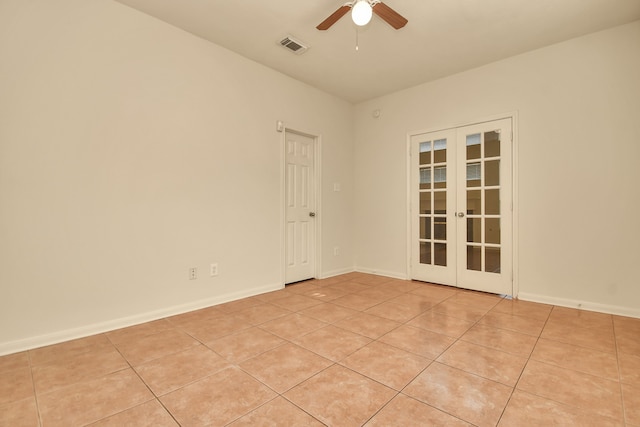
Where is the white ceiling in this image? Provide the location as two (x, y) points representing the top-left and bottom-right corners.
(115, 0), (640, 103)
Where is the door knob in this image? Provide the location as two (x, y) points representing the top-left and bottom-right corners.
(457, 212), (465, 218)
(309, 212), (316, 217)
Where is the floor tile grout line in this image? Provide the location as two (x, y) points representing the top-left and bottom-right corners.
(26, 349), (43, 427)
(495, 300), (553, 426)
(612, 317), (628, 425)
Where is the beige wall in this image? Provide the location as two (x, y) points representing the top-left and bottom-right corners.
(0, 0), (354, 353)
(354, 21), (640, 316)
(1, 0), (638, 354)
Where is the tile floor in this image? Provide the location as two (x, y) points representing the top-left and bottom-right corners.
(1, 272), (639, 426)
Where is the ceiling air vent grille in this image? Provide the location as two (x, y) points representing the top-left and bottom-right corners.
(279, 35), (309, 55)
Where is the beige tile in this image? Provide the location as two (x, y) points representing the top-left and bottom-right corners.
(326, 281), (370, 294)
(112, 328), (199, 366)
(88, 400), (178, 426)
(294, 325), (371, 361)
(437, 340), (527, 386)
(617, 328), (640, 357)
(310, 276), (349, 287)
(531, 338), (619, 380)
(333, 312), (400, 339)
(407, 310), (475, 338)
(179, 314), (252, 342)
(30, 334), (114, 365)
(38, 369), (153, 427)
(105, 319), (174, 345)
(283, 281), (324, 295)
(135, 344), (231, 395)
(357, 286), (402, 302)
(216, 297), (264, 313)
(284, 365), (396, 427)
(0, 397), (40, 427)
(341, 341), (431, 390)
(298, 302), (358, 323)
(0, 367), (33, 406)
(161, 366), (276, 426)
(490, 298), (553, 321)
(404, 362), (512, 427)
(330, 293), (382, 311)
(258, 313), (327, 340)
(231, 303), (292, 325)
(348, 274), (392, 286)
(619, 352), (640, 385)
(547, 306), (613, 329)
(409, 284), (458, 301)
(228, 396), (324, 426)
(461, 324), (538, 357)
(378, 325), (455, 359)
(377, 279), (423, 293)
(252, 288), (289, 303)
(431, 300), (490, 322)
(388, 293), (441, 312)
(623, 383), (640, 425)
(239, 343), (332, 393)
(517, 360), (623, 420)
(165, 306), (225, 328)
(499, 390), (623, 427)
(614, 315), (640, 333)
(478, 311), (545, 336)
(32, 346), (128, 394)
(0, 352), (29, 374)
(541, 322), (616, 354)
(365, 394), (472, 426)
(269, 294), (323, 311)
(303, 286), (349, 302)
(207, 327), (285, 363)
(364, 300), (425, 323)
(447, 291), (503, 310)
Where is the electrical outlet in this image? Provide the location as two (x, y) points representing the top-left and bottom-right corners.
(189, 267), (197, 280)
(333, 246), (340, 256)
(210, 263), (218, 277)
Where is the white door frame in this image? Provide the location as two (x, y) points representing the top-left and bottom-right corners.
(280, 127), (322, 285)
(406, 112), (519, 297)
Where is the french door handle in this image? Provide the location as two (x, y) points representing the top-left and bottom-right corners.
(457, 212), (465, 218)
(309, 212), (316, 217)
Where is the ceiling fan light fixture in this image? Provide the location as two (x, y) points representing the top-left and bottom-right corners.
(351, 0), (372, 26)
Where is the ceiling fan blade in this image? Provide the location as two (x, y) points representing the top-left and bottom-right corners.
(373, 2), (408, 29)
(316, 5), (351, 30)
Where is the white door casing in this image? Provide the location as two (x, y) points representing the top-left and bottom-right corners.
(284, 130), (317, 284)
(410, 118), (513, 295)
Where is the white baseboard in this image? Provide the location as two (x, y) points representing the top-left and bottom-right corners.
(0, 282), (282, 357)
(354, 266), (408, 281)
(320, 267), (355, 279)
(518, 292), (640, 319)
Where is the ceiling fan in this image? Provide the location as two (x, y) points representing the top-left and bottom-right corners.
(316, 0), (408, 31)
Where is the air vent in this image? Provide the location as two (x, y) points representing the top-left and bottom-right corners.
(278, 35), (309, 55)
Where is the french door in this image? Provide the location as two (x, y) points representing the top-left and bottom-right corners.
(410, 118), (513, 295)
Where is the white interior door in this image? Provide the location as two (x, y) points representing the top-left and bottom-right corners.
(410, 118), (513, 295)
(285, 130), (316, 284)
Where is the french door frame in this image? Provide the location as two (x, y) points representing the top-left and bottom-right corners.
(280, 127), (322, 285)
(406, 112), (519, 297)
